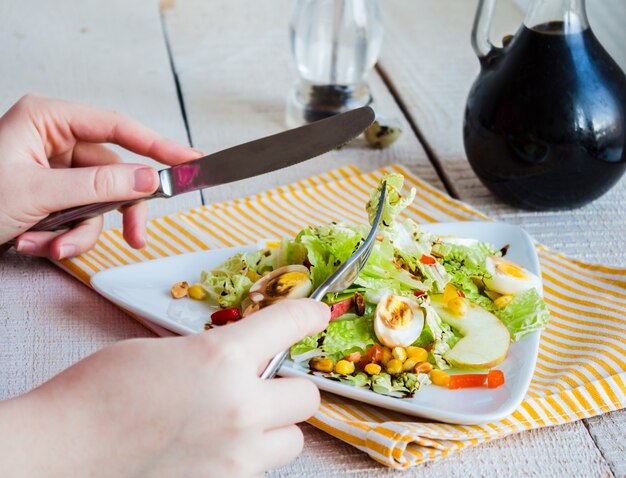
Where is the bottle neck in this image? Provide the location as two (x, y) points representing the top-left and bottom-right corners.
(524, 0), (589, 32)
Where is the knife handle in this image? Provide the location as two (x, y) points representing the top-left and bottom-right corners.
(27, 198), (154, 232)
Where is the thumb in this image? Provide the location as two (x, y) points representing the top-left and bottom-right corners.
(33, 164), (159, 212)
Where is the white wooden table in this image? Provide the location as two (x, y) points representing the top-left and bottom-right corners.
(1, 1), (625, 476)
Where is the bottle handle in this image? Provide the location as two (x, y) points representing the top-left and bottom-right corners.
(472, 0), (498, 58)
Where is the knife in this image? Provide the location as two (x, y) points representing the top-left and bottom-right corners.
(20, 106), (375, 234)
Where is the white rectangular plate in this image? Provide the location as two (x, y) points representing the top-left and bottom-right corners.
(91, 222), (541, 425)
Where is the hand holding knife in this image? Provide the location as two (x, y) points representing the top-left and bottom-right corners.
(3, 106), (374, 251)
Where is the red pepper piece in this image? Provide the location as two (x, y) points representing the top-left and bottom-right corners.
(448, 373), (488, 389)
(211, 307), (242, 326)
(487, 370), (505, 388)
(343, 351), (362, 362)
(413, 290), (426, 297)
(358, 344), (384, 369)
(419, 254), (436, 265)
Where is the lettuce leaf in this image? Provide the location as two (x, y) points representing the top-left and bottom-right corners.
(497, 288), (550, 340)
(366, 173), (416, 228)
(289, 332), (324, 362)
(322, 315), (377, 358)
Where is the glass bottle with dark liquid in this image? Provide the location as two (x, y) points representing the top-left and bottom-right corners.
(464, 0), (626, 210)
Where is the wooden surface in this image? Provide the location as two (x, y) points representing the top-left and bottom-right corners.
(1, 0), (624, 476)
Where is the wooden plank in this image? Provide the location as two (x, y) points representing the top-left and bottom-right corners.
(0, 0), (200, 225)
(378, 1), (626, 476)
(0, 0), (195, 399)
(161, 0), (443, 209)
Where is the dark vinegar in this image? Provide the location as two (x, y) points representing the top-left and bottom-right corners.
(464, 21), (626, 210)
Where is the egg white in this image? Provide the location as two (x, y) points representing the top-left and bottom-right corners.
(484, 256), (541, 295)
(249, 264), (312, 303)
(374, 295), (424, 348)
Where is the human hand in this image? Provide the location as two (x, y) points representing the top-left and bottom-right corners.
(0, 94), (201, 258)
(0, 299), (330, 478)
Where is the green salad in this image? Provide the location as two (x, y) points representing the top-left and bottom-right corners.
(193, 174), (549, 396)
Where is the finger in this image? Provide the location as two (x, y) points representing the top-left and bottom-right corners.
(14, 230), (65, 257)
(121, 201), (148, 249)
(259, 377), (320, 430)
(218, 299), (330, 363)
(46, 97), (202, 165)
(31, 163), (159, 212)
(47, 215), (104, 260)
(70, 142), (123, 167)
(257, 425), (305, 473)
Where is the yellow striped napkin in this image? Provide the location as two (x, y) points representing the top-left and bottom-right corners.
(57, 165), (626, 469)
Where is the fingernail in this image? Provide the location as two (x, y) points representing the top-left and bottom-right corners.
(133, 168), (157, 193)
(16, 240), (36, 253)
(58, 244), (77, 259)
(191, 148), (204, 157)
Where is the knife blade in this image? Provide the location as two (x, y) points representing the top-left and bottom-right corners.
(26, 106), (375, 233)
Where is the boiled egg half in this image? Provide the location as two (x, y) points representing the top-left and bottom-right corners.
(249, 264), (312, 304)
(484, 256), (541, 295)
(374, 295), (424, 348)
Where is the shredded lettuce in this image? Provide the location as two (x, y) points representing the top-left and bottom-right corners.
(199, 254), (254, 308)
(497, 288), (550, 341)
(423, 304), (456, 369)
(366, 173), (416, 228)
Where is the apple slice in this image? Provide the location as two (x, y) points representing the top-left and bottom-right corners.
(431, 295), (510, 370)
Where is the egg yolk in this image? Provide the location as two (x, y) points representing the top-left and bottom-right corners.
(496, 261), (527, 279)
(267, 271), (308, 297)
(379, 296), (413, 329)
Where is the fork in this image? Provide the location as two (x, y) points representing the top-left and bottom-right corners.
(260, 181), (387, 379)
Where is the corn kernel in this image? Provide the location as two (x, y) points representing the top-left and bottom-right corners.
(447, 297), (468, 316)
(188, 284), (208, 301)
(335, 360), (355, 375)
(381, 347), (393, 366)
(406, 346), (428, 362)
(494, 294), (514, 309)
(402, 357), (419, 373)
(309, 357), (334, 373)
(430, 369), (450, 387)
(392, 347), (407, 362)
(443, 283), (459, 303)
(415, 361), (433, 374)
(364, 363), (382, 375)
(386, 358), (403, 375)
